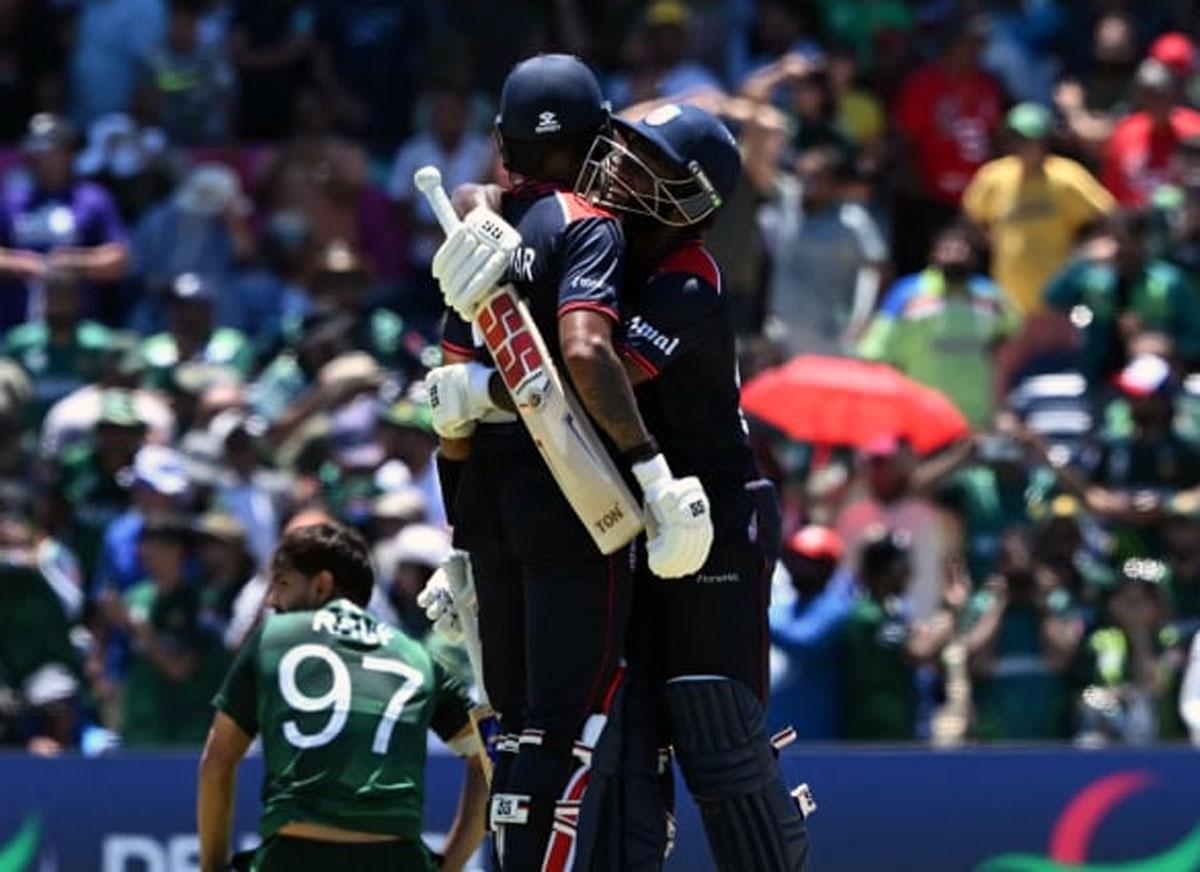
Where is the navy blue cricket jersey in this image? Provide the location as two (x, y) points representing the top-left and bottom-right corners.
(440, 182), (625, 374)
(618, 240), (757, 531)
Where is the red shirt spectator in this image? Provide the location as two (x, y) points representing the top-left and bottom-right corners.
(894, 27), (1004, 205)
(1102, 59), (1200, 206)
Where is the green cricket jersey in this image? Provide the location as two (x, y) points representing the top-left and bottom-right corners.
(214, 599), (471, 840)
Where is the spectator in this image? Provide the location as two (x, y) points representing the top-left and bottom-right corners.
(1031, 495), (1115, 624)
(963, 102), (1116, 315)
(2, 270), (112, 425)
(221, 210), (313, 352)
(1075, 354), (1200, 557)
(39, 334), (175, 459)
(193, 511), (257, 646)
(769, 525), (855, 740)
(828, 48), (886, 155)
(140, 0), (235, 146)
(891, 16), (1003, 274)
(279, 241), (415, 373)
(1076, 559), (1178, 744)
(741, 55), (855, 159)
(0, 114), (130, 329)
(836, 435), (955, 621)
(312, 0), (437, 153)
(979, 0), (1065, 106)
(842, 528), (962, 741)
(1101, 59), (1200, 208)
(858, 224), (1020, 428)
(1164, 498), (1200, 622)
(229, 0), (317, 141)
(1044, 213), (1200, 381)
(52, 389), (146, 585)
(607, 0), (722, 109)
(258, 130), (406, 284)
(130, 164), (255, 331)
(0, 546), (84, 753)
(369, 487), (426, 543)
(388, 83), (492, 324)
(139, 273), (256, 392)
(376, 397), (445, 528)
(758, 146), (888, 356)
(208, 411), (289, 569)
(1054, 13), (1140, 159)
(963, 530), (1082, 740)
(115, 515), (227, 746)
(74, 114), (173, 225)
(813, 0), (913, 72)
(248, 308), (354, 427)
(733, 1), (823, 84)
(68, 0), (167, 128)
(1148, 32), (1196, 106)
(94, 444), (191, 598)
(932, 416), (1059, 586)
(373, 521), (450, 637)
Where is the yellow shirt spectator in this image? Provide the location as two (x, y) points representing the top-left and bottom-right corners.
(964, 153), (1115, 314)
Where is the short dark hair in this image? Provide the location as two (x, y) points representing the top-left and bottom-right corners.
(271, 522), (374, 606)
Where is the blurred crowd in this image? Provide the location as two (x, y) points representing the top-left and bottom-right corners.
(5, 0), (1200, 752)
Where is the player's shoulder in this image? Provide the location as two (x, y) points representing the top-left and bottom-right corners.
(519, 187), (620, 230)
(650, 239), (722, 295)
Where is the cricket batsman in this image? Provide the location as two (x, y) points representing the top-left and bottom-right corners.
(426, 53), (714, 870)
(428, 104), (812, 869)
(196, 522), (489, 871)
(579, 104), (811, 870)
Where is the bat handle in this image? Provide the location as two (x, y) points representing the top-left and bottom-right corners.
(413, 164), (461, 236)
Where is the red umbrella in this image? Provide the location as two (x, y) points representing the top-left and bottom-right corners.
(741, 355), (970, 455)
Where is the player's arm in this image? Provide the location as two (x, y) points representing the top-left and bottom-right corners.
(431, 661), (488, 869)
(198, 712), (253, 872)
(199, 628), (261, 871)
(559, 309), (655, 452)
(440, 730), (490, 871)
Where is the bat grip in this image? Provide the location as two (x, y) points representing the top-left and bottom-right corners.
(414, 165), (461, 235)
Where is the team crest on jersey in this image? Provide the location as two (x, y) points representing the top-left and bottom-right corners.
(535, 111), (562, 134)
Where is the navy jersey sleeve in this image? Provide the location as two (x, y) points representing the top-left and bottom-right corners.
(619, 244), (723, 378)
(556, 210), (624, 322)
(440, 309), (475, 359)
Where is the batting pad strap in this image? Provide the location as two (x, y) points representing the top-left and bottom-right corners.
(490, 793), (532, 827)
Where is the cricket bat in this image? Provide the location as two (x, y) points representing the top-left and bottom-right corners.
(415, 165), (644, 555)
(442, 550), (497, 786)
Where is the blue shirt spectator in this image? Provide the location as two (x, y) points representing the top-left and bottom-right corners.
(769, 526), (855, 739)
(68, 0), (167, 128)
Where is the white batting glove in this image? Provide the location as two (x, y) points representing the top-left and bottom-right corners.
(431, 206), (522, 321)
(427, 362), (497, 439)
(416, 567), (465, 644)
(633, 454), (714, 579)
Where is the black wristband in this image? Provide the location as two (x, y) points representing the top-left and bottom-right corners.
(436, 453), (464, 527)
(624, 437), (660, 466)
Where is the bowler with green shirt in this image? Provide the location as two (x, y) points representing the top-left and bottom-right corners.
(198, 522), (487, 872)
